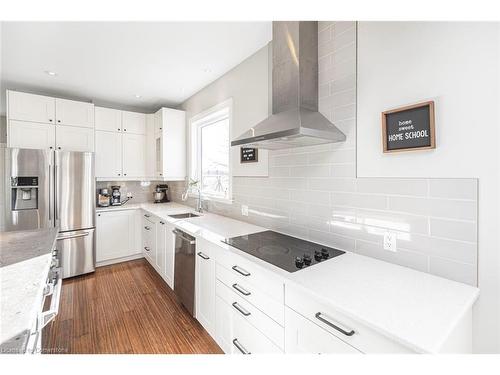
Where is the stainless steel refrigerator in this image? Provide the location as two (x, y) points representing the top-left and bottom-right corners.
(3, 148), (95, 279)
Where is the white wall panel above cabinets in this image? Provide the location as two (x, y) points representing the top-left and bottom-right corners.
(95, 106), (122, 132)
(55, 125), (94, 152)
(122, 111), (146, 135)
(7, 90), (55, 124)
(55, 98), (94, 128)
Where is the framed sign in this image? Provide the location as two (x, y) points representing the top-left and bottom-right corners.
(240, 147), (258, 163)
(382, 101), (435, 153)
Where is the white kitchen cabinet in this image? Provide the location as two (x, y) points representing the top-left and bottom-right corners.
(7, 90), (55, 124)
(55, 125), (95, 152)
(122, 133), (147, 177)
(96, 210), (138, 263)
(156, 219), (166, 275)
(285, 307), (360, 354)
(142, 214), (157, 265)
(7, 120), (55, 150)
(154, 107), (186, 180)
(122, 111), (146, 135)
(95, 131), (123, 178)
(164, 221), (175, 288)
(55, 98), (94, 128)
(196, 237), (216, 337)
(95, 106), (122, 132)
(215, 295), (234, 354)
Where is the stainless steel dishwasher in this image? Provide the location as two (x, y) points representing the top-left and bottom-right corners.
(173, 228), (196, 315)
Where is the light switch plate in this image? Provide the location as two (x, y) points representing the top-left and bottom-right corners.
(383, 232), (397, 252)
(241, 205), (249, 216)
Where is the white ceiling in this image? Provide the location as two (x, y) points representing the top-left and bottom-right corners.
(0, 22), (272, 114)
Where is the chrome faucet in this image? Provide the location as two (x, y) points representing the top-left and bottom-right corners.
(196, 188), (204, 213)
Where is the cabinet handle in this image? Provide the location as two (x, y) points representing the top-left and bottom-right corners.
(57, 120), (61, 123)
(49, 119), (53, 122)
(232, 339), (251, 355)
(232, 283), (251, 296)
(232, 302), (251, 317)
(144, 214), (150, 218)
(124, 173), (127, 176)
(144, 246), (150, 252)
(57, 147), (61, 150)
(98, 214), (101, 217)
(118, 128), (121, 131)
(315, 312), (355, 337)
(144, 226), (151, 230)
(124, 128), (127, 132)
(118, 173), (121, 176)
(160, 221), (165, 225)
(49, 146), (53, 149)
(232, 265), (250, 277)
(197, 252), (210, 260)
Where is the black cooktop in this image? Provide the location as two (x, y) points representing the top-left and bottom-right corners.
(222, 230), (345, 272)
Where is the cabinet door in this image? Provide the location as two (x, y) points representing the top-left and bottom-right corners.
(122, 111), (146, 135)
(8, 120), (55, 150)
(161, 108), (186, 180)
(284, 307), (360, 354)
(95, 107), (122, 132)
(215, 295), (234, 354)
(95, 131), (122, 178)
(96, 210), (137, 263)
(122, 134), (146, 177)
(156, 219), (166, 275)
(164, 222), (175, 288)
(7, 91), (55, 124)
(55, 98), (94, 128)
(142, 216), (156, 265)
(196, 240), (215, 336)
(55, 125), (95, 152)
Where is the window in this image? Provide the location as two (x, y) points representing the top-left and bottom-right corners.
(190, 100), (232, 201)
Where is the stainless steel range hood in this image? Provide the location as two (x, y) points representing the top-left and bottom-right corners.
(231, 21), (346, 150)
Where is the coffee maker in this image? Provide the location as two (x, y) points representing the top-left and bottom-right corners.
(97, 188), (111, 207)
(111, 185), (122, 205)
(153, 184), (169, 203)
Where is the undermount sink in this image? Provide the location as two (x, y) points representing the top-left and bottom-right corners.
(168, 212), (200, 219)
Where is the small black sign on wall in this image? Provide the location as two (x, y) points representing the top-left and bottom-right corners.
(382, 101), (435, 153)
(240, 147), (258, 163)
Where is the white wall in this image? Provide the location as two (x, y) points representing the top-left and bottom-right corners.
(180, 44), (270, 177)
(357, 22), (500, 353)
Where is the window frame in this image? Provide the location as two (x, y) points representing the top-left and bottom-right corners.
(188, 98), (233, 204)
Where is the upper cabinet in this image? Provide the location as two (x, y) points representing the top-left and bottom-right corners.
(6, 90), (95, 152)
(154, 107), (186, 181)
(95, 107), (122, 132)
(55, 98), (94, 128)
(7, 91), (55, 124)
(122, 111), (146, 135)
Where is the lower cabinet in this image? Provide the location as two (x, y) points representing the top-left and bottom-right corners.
(156, 218), (175, 288)
(96, 210), (140, 263)
(195, 237), (216, 337)
(142, 215), (157, 265)
(284, 307), (360, 354)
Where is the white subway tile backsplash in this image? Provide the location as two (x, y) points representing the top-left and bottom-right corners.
(429, 179), (478, 200)
(430, 218), (477, 242)
(168, 21), (478, 286)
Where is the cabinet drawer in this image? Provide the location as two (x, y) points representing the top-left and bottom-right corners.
(216, 247), (284, 303)
(216, 263), (284, 326)
(285, 283), (413, 353)
(232, 309), (282, 354)
(216, 279), (284, 350)
(285, 307), (360, 353)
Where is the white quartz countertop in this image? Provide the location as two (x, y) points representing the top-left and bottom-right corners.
(100, 202), (480, 353)
(0, 228), (58, 352)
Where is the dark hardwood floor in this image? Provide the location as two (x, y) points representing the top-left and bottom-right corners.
(42, 259), (222, 354)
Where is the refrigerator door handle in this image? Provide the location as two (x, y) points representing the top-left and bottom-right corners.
(48, 164), (53, 223)
(56, 231), (90, 240)
(54, 164), (58, 222)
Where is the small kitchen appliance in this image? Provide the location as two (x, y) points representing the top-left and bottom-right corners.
(110, 185), (122, 205)
(223, 230), (345, 272)
(97, 188), (110, 207)
(153, 184), (169, 203)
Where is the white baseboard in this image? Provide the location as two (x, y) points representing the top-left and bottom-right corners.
(96, 252), (144, 267)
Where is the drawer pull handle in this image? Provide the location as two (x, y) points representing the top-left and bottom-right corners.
(160, 221), (165, 225)
(232, 265), (250, 277)
(232, 338), (251, 355)
(232, 302), (251, 317)
(144, 247), (150, 252)
(144, 226), (151, 230)
(144, 214), (151, 218)
(315, 312), (355, 337)
(197, 252), (210, 260)
(232, 283), (251, 296)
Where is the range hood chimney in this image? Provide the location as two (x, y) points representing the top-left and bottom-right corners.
(231, 21), (346, 150)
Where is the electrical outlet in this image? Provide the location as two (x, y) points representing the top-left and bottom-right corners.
(241, 205), (249, 216)
(383, 232), (397, 252)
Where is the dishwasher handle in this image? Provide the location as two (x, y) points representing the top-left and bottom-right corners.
(172, 229), (196, 245)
